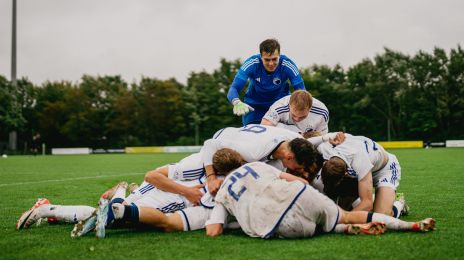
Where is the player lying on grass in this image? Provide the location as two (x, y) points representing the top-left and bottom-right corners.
(201, 124), (344, 195)
(205, 148), (435, 238)
(261, 90), (329, 135)
(16, 152), (215, 237)
(84, 150), (248, 236)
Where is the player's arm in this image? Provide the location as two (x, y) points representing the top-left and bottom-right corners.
(227, 65), (254, 116)
(279, 172), (309, 185)
(307, 132), (345, 147)
(144, 167), (204, 205)
(352, 172), (374, 212)
(201, 139), (225, 195)
(227, 77), (246, 103)
(261, 118), (276, 126)
(205, 203), (229, 237)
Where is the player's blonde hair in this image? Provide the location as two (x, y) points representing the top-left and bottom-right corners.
(289, 90), (312, 111)
(213, 148), (246, 176)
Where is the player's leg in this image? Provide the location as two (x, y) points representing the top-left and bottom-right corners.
(338, 209), (435, 232)
(17, 198), (95, 229)
(373, 187), (396, 216)
(112, 203), (184, 232)
(373, 153), (403, 217)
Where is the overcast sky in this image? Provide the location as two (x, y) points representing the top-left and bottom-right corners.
(0, 0), (463, 85)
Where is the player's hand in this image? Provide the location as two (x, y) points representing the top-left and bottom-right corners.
(206, 223), (224, 237)
(207, 178), (223, 196)
(184, 184), (205, 205)
(322, 132), (345, 145)
(232, 99), (254, 116)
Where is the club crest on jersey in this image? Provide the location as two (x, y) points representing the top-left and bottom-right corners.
(273, 77), (281, 85)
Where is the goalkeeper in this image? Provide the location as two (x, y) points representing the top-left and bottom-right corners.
(227, 38), (306, 125)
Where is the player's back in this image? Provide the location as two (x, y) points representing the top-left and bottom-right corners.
(215, 162), (305, 238)
(318, 134), (386, 173)
(213, 124), (301, 161)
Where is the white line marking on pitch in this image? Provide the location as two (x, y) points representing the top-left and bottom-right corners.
(0, 172), (144, 187)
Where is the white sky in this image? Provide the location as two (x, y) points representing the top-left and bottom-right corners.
(0, 0), (463, 85)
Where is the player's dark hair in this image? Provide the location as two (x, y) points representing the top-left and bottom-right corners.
(305, 152), (325, 182)
(212, 148), (246, 176)
(321, 157), (355, 199)
(260, 38), (280, 55)
(288, 138), (318, 171)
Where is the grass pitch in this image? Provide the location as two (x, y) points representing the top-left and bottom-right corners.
(1, 149), (463, 259)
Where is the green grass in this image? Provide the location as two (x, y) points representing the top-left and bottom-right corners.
(1, 149), (463, 259)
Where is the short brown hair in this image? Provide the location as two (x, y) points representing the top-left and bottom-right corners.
(212, 148), (246, 176)
(289, 90), (312, 111)
(259, 39), (280, 55)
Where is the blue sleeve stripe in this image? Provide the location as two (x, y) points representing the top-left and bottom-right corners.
(275, 105), (290, 114)
(276, 108), (290, 115)
(310, 107), (329, 121)
(310, 110), (329, 122)
(179, 209), (191, 231)
(241, 58), (259, 71)
(183, 168), (204, 174)
(311, 106), (329, 114)
(139, 184), (155, 194)
(282, 60), (299, 76)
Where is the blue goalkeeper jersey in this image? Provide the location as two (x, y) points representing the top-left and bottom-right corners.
(227, 54), (305, 110)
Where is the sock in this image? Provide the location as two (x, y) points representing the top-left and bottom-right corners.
(40, 205), (95, 223)
(112, 185), (127, 201)
(392, 200), (404, 218)
(370, 212), (412, 231)
(333, 224), (349, 233)
(125, 181), (150, 204)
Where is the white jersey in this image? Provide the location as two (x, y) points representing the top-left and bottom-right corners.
(317, 134), (386, 181)
(214, 162), (306, 238)
(262, 95), (329, 134)
(201, 125), (302, 170)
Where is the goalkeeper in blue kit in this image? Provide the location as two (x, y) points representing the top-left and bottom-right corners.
(227, 38), (306, 125)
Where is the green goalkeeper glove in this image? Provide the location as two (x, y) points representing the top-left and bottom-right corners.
(232, 99), (254, 116)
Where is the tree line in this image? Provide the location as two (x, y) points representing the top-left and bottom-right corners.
(1, 46), (463, 153)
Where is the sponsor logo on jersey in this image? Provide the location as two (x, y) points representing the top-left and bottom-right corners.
(273, 77), (281, 85)
(255, 77), (261, 82)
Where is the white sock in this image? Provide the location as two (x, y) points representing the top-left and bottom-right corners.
(392, 200), (404, 218)
(112, 185), (127, 201)
(371, 213), (412, 231)
(111, 203), (125, 220)
(39, 205), (95, 223)
(333, 224), (349, 233)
